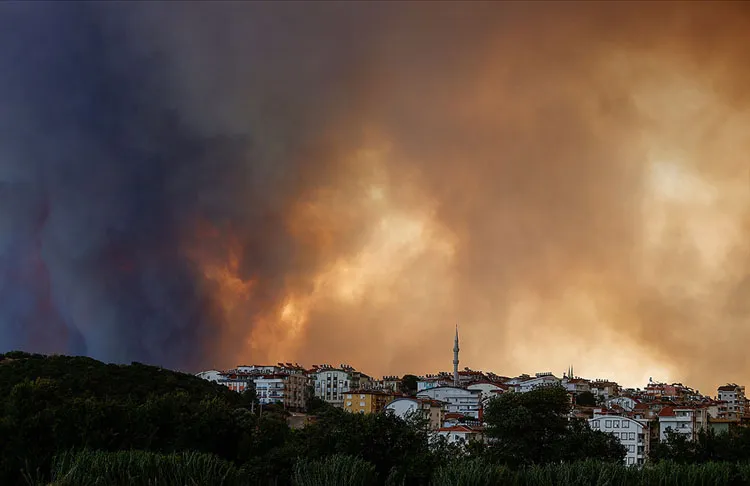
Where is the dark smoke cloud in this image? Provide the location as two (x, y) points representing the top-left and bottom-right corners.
(2, 2), (750, 392)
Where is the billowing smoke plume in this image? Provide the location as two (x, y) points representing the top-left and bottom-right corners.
(2, 2), (750, 392)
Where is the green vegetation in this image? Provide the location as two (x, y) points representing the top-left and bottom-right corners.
(431, 459), (750, 485)
(2, 351), (748, 485)
(483, 386), (625, 467)
(292, 455), (376, 486)
(49, 450), (242, 486)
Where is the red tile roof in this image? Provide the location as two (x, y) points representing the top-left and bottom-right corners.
(658, 406), (675, 417)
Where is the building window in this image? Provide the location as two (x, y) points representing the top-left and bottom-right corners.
(613, 421), (620, 428)
(621, 432), (628, 440)
(629, 432), (635, 440)
(622, 421), (629, 429)
(605, 420), (612, 428)
(360, 402), (365, 407)
(629, 445), (635, 453)
(628, 457), (635, 465)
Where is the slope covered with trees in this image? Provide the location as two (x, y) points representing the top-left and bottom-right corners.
(0, 352), (630, 485)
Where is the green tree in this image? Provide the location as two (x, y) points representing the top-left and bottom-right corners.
(484, 386), (594, 466)
(400, 375), (419, 396)
(563, 418), (626, 463)
(575, 391), (597, 407)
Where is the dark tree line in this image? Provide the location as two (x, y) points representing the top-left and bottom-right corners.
(0, 352), (626, 485)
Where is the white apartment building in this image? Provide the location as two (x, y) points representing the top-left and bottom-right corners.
(514, 372), (561, 393)
(657, 406), (708, 441)
(417, 386), (482, 420)
(310, 367), (352, 407)
(606, 396), (640, 412)
(196, 370), (223, 383)
(718, 384), (746, 419)
(254, 373), (309, 411)
(467, 382), (507, 407)
(589, 415), (648, 466)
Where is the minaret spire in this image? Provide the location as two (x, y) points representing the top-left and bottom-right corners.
(453, 324), (460, 387)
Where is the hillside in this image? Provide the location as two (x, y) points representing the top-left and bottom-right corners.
(0, 351), (238, 403)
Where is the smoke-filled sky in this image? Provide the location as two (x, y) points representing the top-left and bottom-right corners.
(2, 1), (750, 394)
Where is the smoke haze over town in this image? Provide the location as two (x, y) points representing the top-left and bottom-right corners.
(2, 1), (750, 394)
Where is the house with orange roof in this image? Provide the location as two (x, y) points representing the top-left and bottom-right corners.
(436, 424), (485, 445)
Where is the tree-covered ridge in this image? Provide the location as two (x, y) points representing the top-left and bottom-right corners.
(0, 351), (238, 403)
(7, 352), (731, 486)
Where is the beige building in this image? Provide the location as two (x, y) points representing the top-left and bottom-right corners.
(343, 390), (395, 414)
(255, 373), (309, 412)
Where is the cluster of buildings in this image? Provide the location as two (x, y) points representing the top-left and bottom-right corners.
(197, 328), (749, 466)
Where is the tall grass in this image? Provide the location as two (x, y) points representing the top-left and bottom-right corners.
(433, 459), (750, 486)
(432, 458), (511, 486)
(292, 454), (376, 486)
(49, 449), (243, 486)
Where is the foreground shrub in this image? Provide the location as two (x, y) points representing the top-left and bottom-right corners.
(292, 454), (376, 486)
(50, 449), (242, 486)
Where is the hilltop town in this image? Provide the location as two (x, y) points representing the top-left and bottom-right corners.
(198, 329), (747, 467)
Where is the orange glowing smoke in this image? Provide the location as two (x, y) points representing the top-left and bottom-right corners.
(170, 2), (750, 393)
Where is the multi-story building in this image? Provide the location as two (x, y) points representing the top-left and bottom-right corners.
(606, 396), (640, 412)
(216, 372), (254, 393)
(589, 414), (649, 466)
(309, 365), (353, 407)
(591, 379), (620, 400)
(514, 372), (561, 393)
(657, 406), (708, 441)
(343, 390), (395, 414)
(254, 372), (309, 411)
(467, 382), (508, 407)
(196, 370), (223, 383)
(385, 397), (445, 430)
(417, 386), (482, 420)
(375, 376), (402, 393)
(717, 384), (746, 419)
(417, 374), (454, 392)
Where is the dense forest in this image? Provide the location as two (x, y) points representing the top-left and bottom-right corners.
(2, 352), (750, 486)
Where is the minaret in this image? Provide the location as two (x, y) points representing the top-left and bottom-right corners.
(453, 324), (460, 387)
